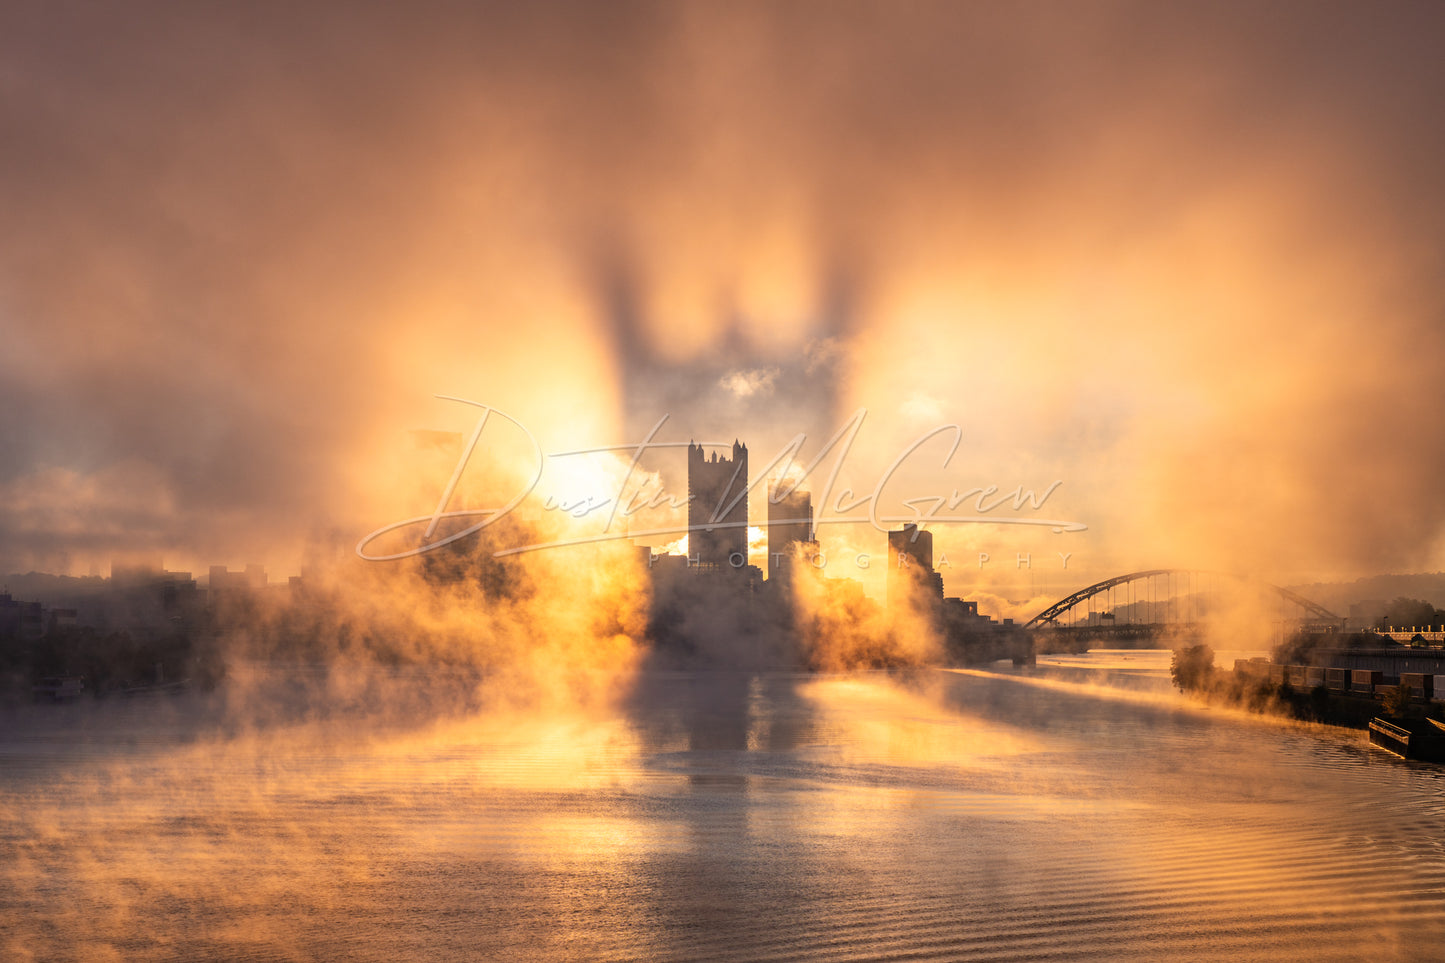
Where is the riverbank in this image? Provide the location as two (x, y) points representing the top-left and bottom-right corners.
(1171, 644), (1441, 730)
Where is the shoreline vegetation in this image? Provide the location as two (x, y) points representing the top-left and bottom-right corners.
(1170, 643), (1441, 731)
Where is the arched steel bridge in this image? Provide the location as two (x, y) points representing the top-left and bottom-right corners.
(1023, 569), (1341, 629)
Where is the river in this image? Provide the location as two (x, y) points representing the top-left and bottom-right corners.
(4, 650), (1445, 961)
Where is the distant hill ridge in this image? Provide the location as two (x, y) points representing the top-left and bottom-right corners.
(1284, 573), (1445, 613)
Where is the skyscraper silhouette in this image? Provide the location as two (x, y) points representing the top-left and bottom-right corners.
(768, 482), (816, 584)
(687, 441), (749, 571)
(888, 523), (941, 609)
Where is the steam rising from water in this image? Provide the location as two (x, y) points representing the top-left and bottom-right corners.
(7, 12), (1445, 955)
(7, 662), (1445, 961)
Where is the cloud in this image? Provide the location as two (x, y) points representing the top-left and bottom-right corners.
(1, 1), (1443, 586)
(718, 367), (780, 399)
(899, 392), (943, 422)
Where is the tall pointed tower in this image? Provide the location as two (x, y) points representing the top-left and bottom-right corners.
(687, 440), (749, 571)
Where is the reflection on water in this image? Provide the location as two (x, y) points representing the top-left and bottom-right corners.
(5, 653), (1445, 961)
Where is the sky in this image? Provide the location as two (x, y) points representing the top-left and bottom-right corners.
(2, 1), (1444, 600)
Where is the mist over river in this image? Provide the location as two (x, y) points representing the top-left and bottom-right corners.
(5, 651), (1445, 962)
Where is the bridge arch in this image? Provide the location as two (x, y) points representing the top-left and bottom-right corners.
(1023, 569), (1341, 629)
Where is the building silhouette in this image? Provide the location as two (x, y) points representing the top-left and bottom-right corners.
(887, 523), (943, 610)
(208, 564), (267, 598)
(768, 483), (818, 585)
(687, 441), (749, 571)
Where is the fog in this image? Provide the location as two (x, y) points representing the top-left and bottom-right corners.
(10, 12), (1445, 959)
(2, 2), (1444, 608)
(11, 650), (1445, 961)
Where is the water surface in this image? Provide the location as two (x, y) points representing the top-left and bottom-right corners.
(4, 652), (1444, 961)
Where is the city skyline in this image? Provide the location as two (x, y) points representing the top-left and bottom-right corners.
(7, 6), (1445, 961)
